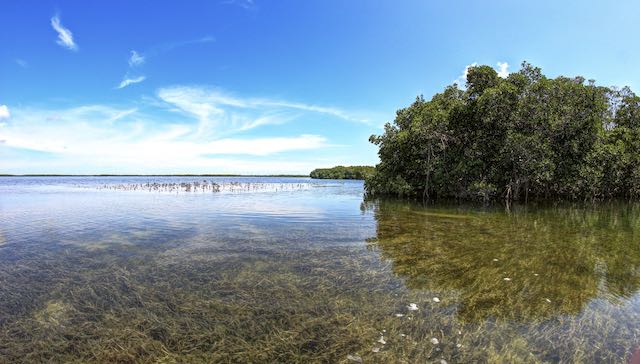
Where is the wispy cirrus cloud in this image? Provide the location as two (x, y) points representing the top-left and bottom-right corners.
(116, 37), (215, 91)
(153, 36), (215, 54)
(50, 14), (78, 51)
(130, 36), (215, 62)
(117, 75), (146, 89)
(128, 50), (145, 67)
(0, 103), (329, 174)
(221, 0), (257, 10)
(126, 37), (215, 68)
(118, 51), (146, 89)
(157, 85), (369, 136)
(0, 84), (365, 173)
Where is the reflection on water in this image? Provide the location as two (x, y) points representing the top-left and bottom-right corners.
(0, 177), (639, 363)
(367, 200), (640, 322)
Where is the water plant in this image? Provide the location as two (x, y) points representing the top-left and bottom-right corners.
(1, 186), (639, 363)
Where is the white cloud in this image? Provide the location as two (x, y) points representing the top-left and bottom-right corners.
(0, 104), (331, 173)
(0, 105), (10, 119)
(50, 15), (78, 51)
(117, 76), (146, 89)
(116, 37), (215, 90)
(454, 62), (478, 87)
(496, 62), (510, 78)
(157, 85), (368, 136)
(263, 100), (359, 121)
(129, 50), (145, 67)
(107, 108), (138, 122)
(454, 61), (510, 87)
(0, 85), (371, 173)
(15, 59), (28, 68)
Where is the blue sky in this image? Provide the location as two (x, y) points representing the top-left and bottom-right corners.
(1, 0), (638, 174)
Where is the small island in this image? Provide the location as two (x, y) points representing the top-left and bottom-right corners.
(309, 166), (375, 180)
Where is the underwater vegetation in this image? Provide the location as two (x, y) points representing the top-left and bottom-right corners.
(367, 200), (640, 322)
(1, 178), (640, 363)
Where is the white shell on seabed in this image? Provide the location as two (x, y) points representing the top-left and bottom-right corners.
(378, 336), (387, 345)
(433, 297), (440, 303)
(493, 258), (499, 262)
(503, 277), (512, 281)
(347, 354), (363, 363)
(408, 303), (419, 311)
(456, 343), (462, 348)
(441, 360), (448, 364)
(431, 337), (440, 345)
(545, 298), (552, 303)
(395, 313), (405, 317)
(372, 347), (380, 353)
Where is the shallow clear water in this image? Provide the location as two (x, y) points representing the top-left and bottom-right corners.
(0, 177), (639, 363)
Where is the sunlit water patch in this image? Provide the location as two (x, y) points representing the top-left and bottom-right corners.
(0, 177), (639, 363)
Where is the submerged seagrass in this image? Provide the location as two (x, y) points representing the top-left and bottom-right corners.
(1, 177), (639, 363)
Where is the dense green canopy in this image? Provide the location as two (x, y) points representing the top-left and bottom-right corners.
(366, 62), (640, 201)
(310, 166), (374, 180)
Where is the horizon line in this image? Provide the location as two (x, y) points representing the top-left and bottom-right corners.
(0, 174), (311, 177)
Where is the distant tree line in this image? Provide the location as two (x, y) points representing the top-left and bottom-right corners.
(310, 166), (375, 180)
(365, 62), (640, 201)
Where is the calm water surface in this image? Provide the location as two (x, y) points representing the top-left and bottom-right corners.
(1, 177), (639, 363)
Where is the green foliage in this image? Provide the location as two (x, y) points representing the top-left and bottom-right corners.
(366, 62), (640, 201)
(310, 166), (375, 180)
